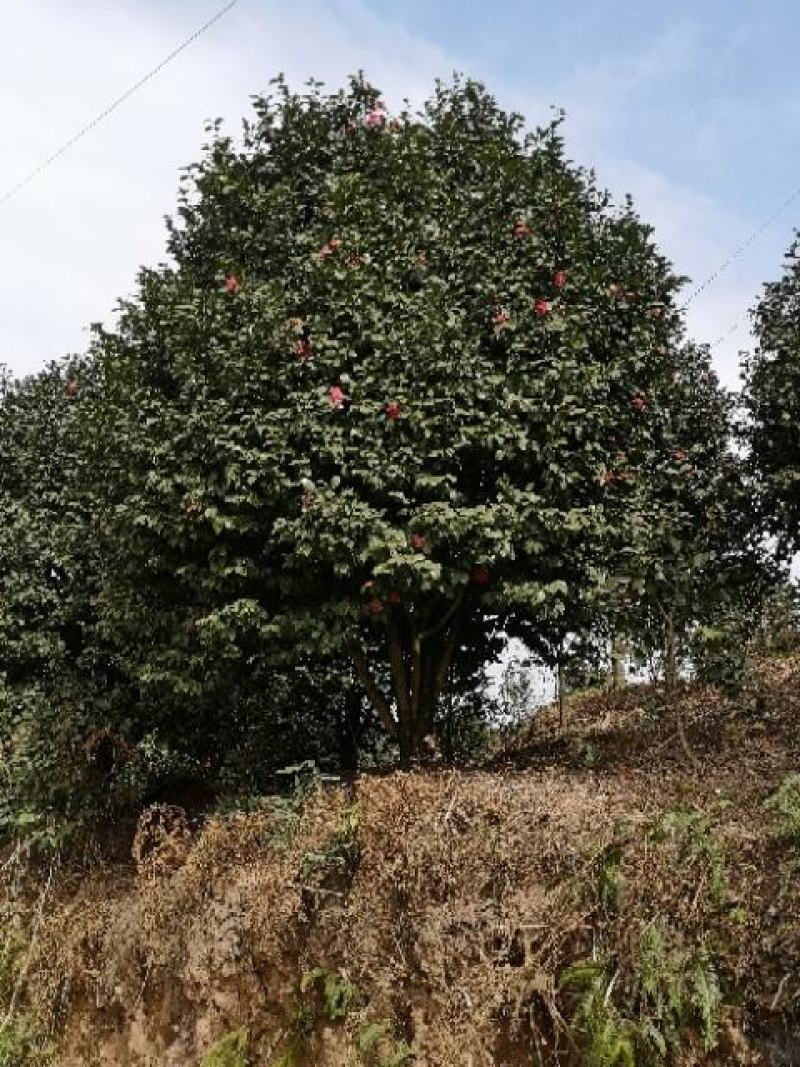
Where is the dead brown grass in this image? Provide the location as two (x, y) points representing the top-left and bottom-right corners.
(5, 655), (800, 1065)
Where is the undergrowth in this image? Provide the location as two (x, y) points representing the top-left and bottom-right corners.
(765, 774), (800, 841)
(269, 967), (414, 1067)
(560, 929), (722, 1066)
(202, 1028), (249, 1067)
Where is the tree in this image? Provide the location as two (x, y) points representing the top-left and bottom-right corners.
(615, 343), (766, 689)
(744, 232), (800, 554)
(0, 361), (112, 840)
(78, 75), (686, 762)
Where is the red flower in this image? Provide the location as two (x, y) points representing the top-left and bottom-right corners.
(649, 305), (664, 319)
(410, 533), (426, 551)
(224, 275), (239, 294)
(347, 253), (364, 268)
(553, 270), (567, 289)
(384, 401), (402, 420)
(609, 283), (623, 297)
(64, 378), (79, 398)
(512, 220), (530, 238)
(368, 597), (384, 615)
(672, 449), (689, 462)
(630, 394), (648, 412)
(366, 109), (385, 128)
(470, 565), (491, 587)
(534, 298), (550, 317)
(492, 308), (510, 327)
(319, 238), (342, 260)
(295, 339), (312, 361)
(301, 491), (315, 510)
(329, 385), (347, 409)
(600, 470), (616, 486)
(387, 590), (402, 605)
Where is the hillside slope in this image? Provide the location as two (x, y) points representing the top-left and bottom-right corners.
(3, 657), (800, 1066)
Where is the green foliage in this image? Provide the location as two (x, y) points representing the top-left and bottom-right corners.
(559, 961), (636, 1066)
(560, 937), (722, 1067)
(202, 1029), (249, 1067)
(649, 808), (725, 901)
(690, 616), (751, 694)
(300, 804), (360, 884)
(270, 966), (368, 1065)
(357, 1021), (415, 1066)
(0, 1014), (50, 1067)
(744, 234), (800, 554)
(298, 967), (364, 1021)
(632, 923), (721, 1055)
(0, 928), (51, 1066)
(764, 774), (800, 841)
(609, 342), (767, 690)
(596, 845), (624, 911)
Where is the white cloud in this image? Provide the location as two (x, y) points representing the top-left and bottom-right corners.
(0, 0), (452, 377)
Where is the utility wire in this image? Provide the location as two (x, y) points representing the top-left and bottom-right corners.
(682, 181), (800, 309)
(0, 0), (240, 209)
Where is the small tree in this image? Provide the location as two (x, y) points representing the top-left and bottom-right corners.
(618, 344), (764, 688)
(744, 232), (800, 554)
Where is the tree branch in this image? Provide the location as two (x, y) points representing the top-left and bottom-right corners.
(428, 611), (463, 730)
(386, 612), (413, 727)
(349, 643), (397, 739)
(419, 585), (467, 643)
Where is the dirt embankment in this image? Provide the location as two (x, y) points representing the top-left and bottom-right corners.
(3, 657), (800, 1065)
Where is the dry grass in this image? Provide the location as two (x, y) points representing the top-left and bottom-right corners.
(4, 655), (800, 1065)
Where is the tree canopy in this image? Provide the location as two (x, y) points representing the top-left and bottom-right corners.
(69, 75), (694, 760)
(744, 232), (800, 554)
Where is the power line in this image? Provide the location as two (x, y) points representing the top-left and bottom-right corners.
(710, 315), (746, 350)
(0, 0), (240, 209)
(682, 182), (800, 310)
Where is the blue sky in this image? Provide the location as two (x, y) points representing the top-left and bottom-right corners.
(376, 0), (800, 217)
(2, 0), (799, 386)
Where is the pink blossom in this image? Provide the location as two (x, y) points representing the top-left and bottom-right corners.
(329, 385), (347, 409)
(319, 238), (342, 260)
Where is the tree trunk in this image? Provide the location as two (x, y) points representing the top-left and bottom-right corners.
(557, 653), (566, 731)
(610, 634), (625, 690)
(664, 613), (677, 693)
(336, 688), (362, 774)
(351, 598), (464, 765)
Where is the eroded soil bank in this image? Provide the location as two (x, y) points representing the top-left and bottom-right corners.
(3, 658), (800, 1065)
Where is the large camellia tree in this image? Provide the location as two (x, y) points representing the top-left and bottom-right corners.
(744, 233), (800, 552)
(79, 76), (685, 761)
